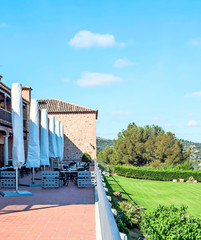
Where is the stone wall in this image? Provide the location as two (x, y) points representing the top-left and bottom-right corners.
(50, 112), (96, 161)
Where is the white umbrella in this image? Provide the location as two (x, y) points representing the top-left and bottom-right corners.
(40, 109), (50, 169)
(49, 116), (57, 169)
(0, 83), (32, 196)
(60, 125), (64, 161)
(25, 99), (40, 186)
(55, 121), (60, 156)
(55, 121), (61, 167)
(12, 84), (25, 170)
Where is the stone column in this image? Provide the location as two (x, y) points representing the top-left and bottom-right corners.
(4, 134), (9, 166)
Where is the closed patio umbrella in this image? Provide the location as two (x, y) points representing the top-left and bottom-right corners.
(13, 84), (25, 170)
(60, 125), (64, 161)
(0, 83), (33, 196)
(25, 99), (40, 186)
(55, 121), (61, 166)
(40, 109), (49, 170)
(49, 116), (57, 170)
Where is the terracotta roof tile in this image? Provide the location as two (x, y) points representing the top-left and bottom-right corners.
(38, 99), (98, 119)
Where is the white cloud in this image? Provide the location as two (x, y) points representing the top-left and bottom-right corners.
(114, 58), (135, 68)
(61, 77), (70, 83)
(69, 30), (124, 48)
(185, 91), (201, 97)
(0, 23), (8, 28)
(188, 120), (200, 127)
(111, 110), (133, 116)
(151, 117), (167, 122)
(77, 72), (123, 87)
(191, 38), (201, 46)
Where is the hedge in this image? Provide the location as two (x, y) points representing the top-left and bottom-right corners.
(114, 165), (201, 181)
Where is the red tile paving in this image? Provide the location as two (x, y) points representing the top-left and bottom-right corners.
(0, 170), (96, 240)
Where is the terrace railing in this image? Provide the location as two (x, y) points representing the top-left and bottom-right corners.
(0, 107), (12, 124)
(95, 162), (122, 240)
(0, 107), (27, 129)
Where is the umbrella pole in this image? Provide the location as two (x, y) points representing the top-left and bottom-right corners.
(51, 158), (54, 171)
(32, 168), (35, 184)
(15, 168), (19, 193)
(44, 165), (45, 171)
(0, 167), (33, 196)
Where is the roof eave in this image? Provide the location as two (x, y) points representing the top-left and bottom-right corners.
(48, 110), (98, 119)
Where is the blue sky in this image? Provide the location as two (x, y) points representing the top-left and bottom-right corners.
(1, 0), (201, 142)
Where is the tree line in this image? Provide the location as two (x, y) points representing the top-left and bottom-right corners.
(98, 123), (190, 167)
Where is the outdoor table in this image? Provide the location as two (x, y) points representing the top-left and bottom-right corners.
(0, 166), (13, 169)
(60, 170), (78, 186)
(0, 166), (14, 171)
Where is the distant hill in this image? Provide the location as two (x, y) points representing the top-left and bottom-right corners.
(180, 139), (201, 169)
(96, 137), (113, 152)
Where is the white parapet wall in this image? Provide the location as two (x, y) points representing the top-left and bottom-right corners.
(95, 162), (122, 240)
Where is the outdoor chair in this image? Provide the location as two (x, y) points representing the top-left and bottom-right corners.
(79, 162), (90, 171)
(63, 165), (69, 170)
(59, 172), (65, 183)
(85, 162), (90, 171)
(69, 161), (76, 168)
(0, 170), (16, 188)
(77, 171), (96, 188)
(77, 166), (85, 171)
(41, 171), (60, 188)
(62, 172), (75, 186)
(20, 166), (28, 178)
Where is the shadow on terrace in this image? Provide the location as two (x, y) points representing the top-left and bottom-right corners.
(0, 171), (96, 240)
(0, 170), (94, 214)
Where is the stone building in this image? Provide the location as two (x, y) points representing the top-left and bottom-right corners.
(38, 99), (98, 162)
(0, 75), (98, 165)
(0, 76), (30, 167)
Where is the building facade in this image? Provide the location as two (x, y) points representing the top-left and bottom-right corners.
(38, 99), (98, 162)
(0, 76), (30, 167)
(0, 76), (98, 165)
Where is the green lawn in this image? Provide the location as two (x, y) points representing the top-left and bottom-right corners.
(105, 175), (201, 218)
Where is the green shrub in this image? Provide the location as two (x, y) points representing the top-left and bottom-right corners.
(97, 160), (110, 172)
(119, 201), (143, 226)
(149, 160), (163, 169)
(158, 162), (194, 171)
(141, 205), (201, 239)
(175, 162), (194, 170)
(82, 153), (92, 162)
(114, 165), (201, 181)
(116, 218), (129, 235)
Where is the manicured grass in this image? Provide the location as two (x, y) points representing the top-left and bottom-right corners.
(105, 174), (201, 218)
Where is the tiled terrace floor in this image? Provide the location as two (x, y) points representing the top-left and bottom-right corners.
(0, 171), (96, 240)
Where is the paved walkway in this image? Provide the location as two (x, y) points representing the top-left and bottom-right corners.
(0, 171), (96, 240)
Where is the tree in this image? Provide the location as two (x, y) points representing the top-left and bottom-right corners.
(98, 123), (189, 166)
(97, 145), (113, 164)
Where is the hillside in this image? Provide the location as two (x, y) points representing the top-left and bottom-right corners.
(180, 139), (201, 169)
(96, 137), (113, 152)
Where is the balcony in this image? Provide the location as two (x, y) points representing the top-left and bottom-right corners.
(0, 107), (12, 126)
(0, 107), (27, 129)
